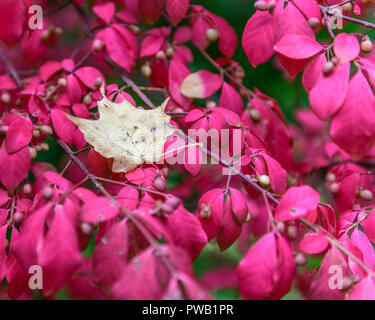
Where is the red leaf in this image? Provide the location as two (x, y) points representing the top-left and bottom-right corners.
(219, 82), (243, 115)
(39, 206), (83, 295)
(237, 233), (296, 300)
(74, 67), (104, 89)
(330, 70), (375, 159)
(181, 70), (223, 98)
(138, 0), (164, 24)
(166, 0), (189, 26)
(0, 0), (26, 46)
(0, 144), (31, 191)
(5, 117), (33, 154)
(334, 33), (360, 65)
(81, 197), (119, 223)
(51, 109), (77, 146)
(299, 229), (329, 255)
(93, 2), (115, 24)
(242, 11), (276, 67)
(93, 220), (128, 287)
(274, 34), (323, 60)
(275, 186), (320, 221)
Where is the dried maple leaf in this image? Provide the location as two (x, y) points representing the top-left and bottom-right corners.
(66, 87), (175, 173)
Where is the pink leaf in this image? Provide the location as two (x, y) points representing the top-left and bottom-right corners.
(138, 0), (164, 24)
(5, 117), (33, 154)
(334, 33), (360, 65)
(181, 70), (223, 98)
(81, 197), (119, 223)
(242, 11), (276, 67)
(39, 205), (83, 295)
(237, 233), (296, 300)
(299, 229), (329, 255)
(275, 186), (320, 221)
(274, 34), (323, 60)
(51, 109), (77, 146)
(0, 0), (26, 46)
(346, 276), (375, 300)
(93, 2), (115, 24)
(330, 70), (375, 159)
(219, 82), (243, 115)
(93, 220), (128, 287)
(166, 0), (189, 26)
(0, 144), (30, 191)
(140, 35), (164, 57)
(74, 67), (104, 89)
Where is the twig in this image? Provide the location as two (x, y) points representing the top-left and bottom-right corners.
(0, 44), (23, 89)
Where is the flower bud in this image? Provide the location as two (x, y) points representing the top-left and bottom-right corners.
(80, 222), (93, 235)
(29, 147), (37, 159)
(258, 174), (270, 187)
(83, 94), (92, 106)
(40, 125), (53, 136)
(200, 203), (211, 219)
(326, 172), (336, 183)
(295, 252), (307, 266)
(40, 142), (49, 152)
(33, 129), (40, 138)
(286, 225), (298, 240)
(23, 183), (32, 194)
(160, 203), (174, 215)
(249, 108), (261, 122)
(254, 0), (268, 11)
(0, 125), (8, 135)
(141, 64), (152, 78)
(58, 77), (67, 88)
(342, 3), (353, 13)
(129, 25), (141, 35)
(276, 221), (286, 234)
(92, 39), (105, 52)
(156, 50), (166, 60)
(245, 213), (251, 223)
(308, 17), (320, 28)
(206, 100), (216, 109)
(1, 92), (10, 104)
(94, 77), (103, 87)
(42, 186), (54, 200)
(165, 197), (181, 210)
(153, 175), (166, 191)
(166, 46), (175, 59)
(329, 182), (340, 194)
(361, 39), (373, 53)
(359, 189), (373, 201)
(13, 212), (24, 224)
(342, 276), (354, 291)
(323, 61), (335, 75)
(206, 28), (219, 42)
(161, 167), (170, 178)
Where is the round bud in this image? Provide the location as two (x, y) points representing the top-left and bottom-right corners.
(320, 17), (326, 27)
(40, 125), (53, 136)
(328, 58), (338, 67)
(153, 176), (166, 192)
(92, 39), (105, 52)
(249, 108), (261, 122)
(326, 172), (336, 183)
(308, 17), (320, 28)
(234, 67), (245, 79)
(361, 39), (373, 53)
(286, 225), (298, 240)
(200, 203), (211, 219)
(329, 182), (340, 194)
(141, 64), (152, 78)
(58, 77), (67, 88)
(254, 0), (268, 11)
(287, 174), (298, 187)
(41, 186), (54, 200)
(276, 221), (286, 234)
(258, 174), (270, 187)
(166, 46), (175, 58)
(80, 222), (92, 235)
(130, 25), (141, 35)
(1, 92), (11, 104)
(41, 29), (51, 42)
(40, 142), (49, 152)
(245, 213), (251, 223)
(206, 100), (216, 109)
(161, 167), (170, 178)
(29, 147), (37, 159)
(23, 183), (32, 194)
(13, 212), (24, 224)
(342, 3), (353, 13)
(165, 197), (181, 210)
(83, 94), (92, 106)
(160, 203), (174, 215)
(0, 125), (8, 135)
(206, 28), (219, 42)
(295, 252), (307, 266)
(54, 27), (63, 36)
(323, 61), (335, 75)
(359, 189), (373, 201)
(268, 0), (276, 11)
(33, 129), (40, 138)
(94, 77), (103, 87)
(342, 276), (354, 291)
(156, 50), (166, 60)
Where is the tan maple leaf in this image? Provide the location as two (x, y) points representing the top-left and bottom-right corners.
(66, 86), (175, 173)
